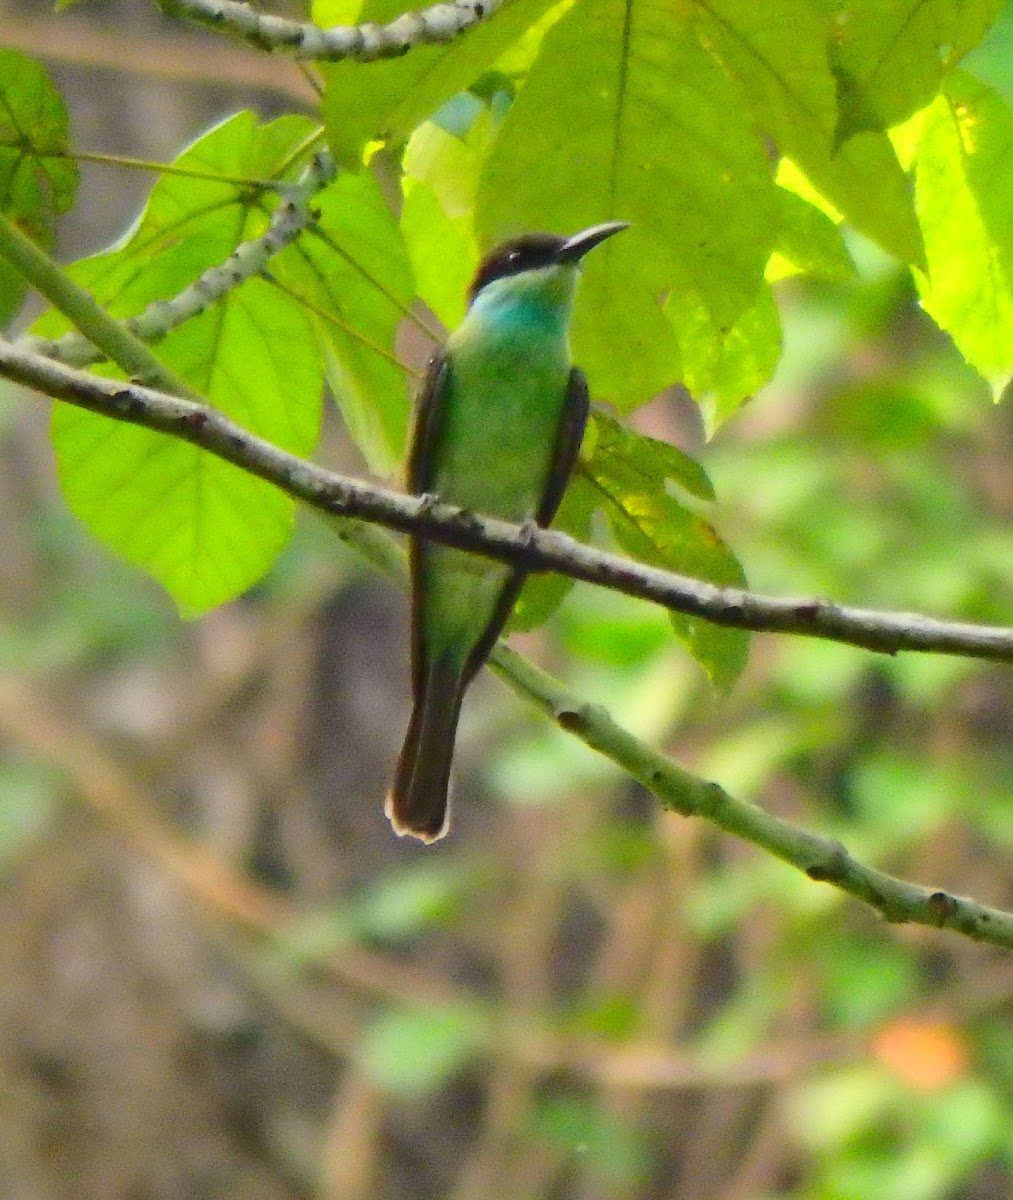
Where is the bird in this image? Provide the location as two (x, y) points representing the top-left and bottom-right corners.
(386, 220), (629, 843)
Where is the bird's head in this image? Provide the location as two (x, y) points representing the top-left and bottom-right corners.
(467, 221), (629, 311)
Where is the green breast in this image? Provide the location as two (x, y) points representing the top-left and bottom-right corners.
(433, 304), (571, 521)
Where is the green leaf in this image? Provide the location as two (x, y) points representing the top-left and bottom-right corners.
(783, 129), (927, 267)
(0, 258), (22, 330)
(583, 416), (749, 690)
(828, 0), (1003, 140)
(0, 49), (78, 324)
(667, 283), (783, 429)
(589, 412), (716, 502)
(690, 4), (927, 273)
(360, 1004), (487, 1095)
(350, 862), (474, 941)
(312, 0), (362, 22)
(509, 471), (596, 633)
(321, 0), (560, 168)
(33, 112), (320, 330)
(767, 187), (857, 281)
(41, 113), (327, 612)
(688, 0), (838, 163)
(476, 0), (780, 405)
(272, 169), (416, 475)
(52, 275), (322, 613)
(914, 71), (1013, 398)
(571, 240), (683, 412)
(401, 178), (476, 330)
(403, 110), (491, 218)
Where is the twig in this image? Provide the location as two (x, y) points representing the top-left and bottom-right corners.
(15, 150), (337, 370)
(0, 212), (197, 399)
(492, 645), (1013, 950)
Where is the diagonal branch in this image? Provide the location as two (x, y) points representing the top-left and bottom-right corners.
(491, 646), (1013, 950)
(156, 0), (503, 60)
(15, 149), (338, 370)
(1, 343), (1011, 947)
(1, 339), (1011, 664)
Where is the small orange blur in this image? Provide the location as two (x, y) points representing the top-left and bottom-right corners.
(872, 1018), (968, 1092)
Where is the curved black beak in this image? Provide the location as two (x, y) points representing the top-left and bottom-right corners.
(556, 220), (629, 264)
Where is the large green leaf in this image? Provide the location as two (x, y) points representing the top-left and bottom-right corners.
(686, 5), (922, 271)
(271, 169), (416, 475)
(583, 415), (748, 690)
(42, 114), (327, 612)
(827, 0), (1002, 140)
(570, 240), (684, 413)
(962, 2), (1013, 106)
(32, 112), (320, 328)
(321, 0), (561, 167)
(476, 0), (779, 409)
(401, 177), (476, 330)
(688, 0), (838, 163)
(0, 50), (78, 325)
(52, 272), (322, 614)
(914, 72), (1013, 398)
(400, 112), (492, 330)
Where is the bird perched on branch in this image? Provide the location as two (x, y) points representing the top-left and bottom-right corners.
(386, 220), (628, 842)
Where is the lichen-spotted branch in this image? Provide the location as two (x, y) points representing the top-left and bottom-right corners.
(157, 0), (502, 60)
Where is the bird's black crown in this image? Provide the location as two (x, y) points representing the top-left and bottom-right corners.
(468, 234), (567, 302)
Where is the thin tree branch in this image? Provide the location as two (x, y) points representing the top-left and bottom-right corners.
(14, 150), (338, 371)
(0, 211), (198, 400)
(156, 0), (504, 60)
(2, 341), (1009, 664)
(489, 646), (1013, 950)
(1, 346), (1011, 946)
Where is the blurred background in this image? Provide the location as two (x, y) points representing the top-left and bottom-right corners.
(1, 0), (1012, 1197)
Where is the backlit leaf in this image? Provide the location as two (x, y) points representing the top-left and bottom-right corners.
(667, 283), (783, 429)
(476, 0), (779, 407)
(828, 0), (1002, 140)
(785, 130), (926, 267)
(688, 0), (838, 163)
(583, 416), (749, 689)
(767, 187), (857, 282)
(272, 169), (416, 475)
(914, 71), (1013, 398)
(41, 114), (326, 611)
